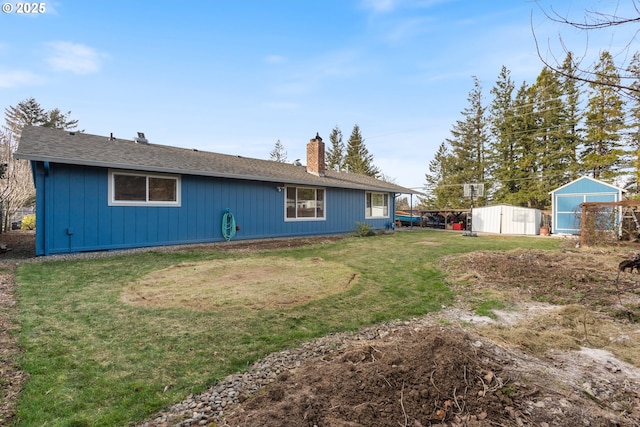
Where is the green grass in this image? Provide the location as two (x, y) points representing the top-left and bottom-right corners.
(473, 299), (508, 318)
(13, 230), (560, 426)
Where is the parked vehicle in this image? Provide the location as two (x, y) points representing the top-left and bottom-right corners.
(395, 211), (421, 227)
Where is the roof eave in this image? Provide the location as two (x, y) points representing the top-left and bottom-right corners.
(15, 153), (417, 193)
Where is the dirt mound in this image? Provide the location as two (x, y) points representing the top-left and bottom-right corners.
(222, 326), (525, 426)
(220, 322), (639, 426)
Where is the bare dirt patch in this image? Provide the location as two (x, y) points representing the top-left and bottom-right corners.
(122, 257), (358, 311)
(218, 245), (640, 427)
(0, 232), (32, 425)
(219, 322), (640, 427)
(443, 248), (640, 365)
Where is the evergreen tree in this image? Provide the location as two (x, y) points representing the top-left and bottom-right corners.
(43, 108), (80, 130)
(269, 139), (288, 163)
(1, 98), (80, 231)
(582, 51), (627, 179)
(444, 77), (488, 208)
(4, 98), (78, 138)
(344, 124), (380, 177)
(626, 52), (640, 195)
(326, 126), (345, 171)
(488, 66), (520, 204)
(560, 52), (582, 180)
(4, 98), (46, 137)
(510, 82), (540, 207)
(529, 66), (568, 204)
(422, 142), (457, 208)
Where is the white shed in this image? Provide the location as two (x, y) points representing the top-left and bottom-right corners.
(472, 204), (541, 235)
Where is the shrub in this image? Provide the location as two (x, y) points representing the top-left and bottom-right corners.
(21, 214), (36, 230)
(353, 222), (375, 237)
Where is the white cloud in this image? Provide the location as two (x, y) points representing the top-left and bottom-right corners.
(45, 41), (106, 74)
(270, 49), (364, 97)
(361, 0), (448, 14)
(383, 17), (432, 43)
(272, 80), (311, 96)
(0, 69), (44, 88)
(265, 55), (286, 64)
(361, 0), (402, 13)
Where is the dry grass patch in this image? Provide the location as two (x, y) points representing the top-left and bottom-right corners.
(443, 249), (640, 367)
(121, 257), (358, 311)
(479, 304), (640, 365)
(414, 241), (442, 246)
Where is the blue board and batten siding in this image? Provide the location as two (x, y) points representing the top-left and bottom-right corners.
(33, 162), (396, 255)
(551, 176), (622, 235)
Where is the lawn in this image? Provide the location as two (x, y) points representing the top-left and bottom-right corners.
(13, 230), (560, 426)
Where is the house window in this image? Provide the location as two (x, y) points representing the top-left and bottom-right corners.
(109, 170), (180, 206)
(286, 186), (325, 220)
(366, 192), (389, 218)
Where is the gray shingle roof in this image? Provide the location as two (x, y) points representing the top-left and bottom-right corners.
(15, 126), (418, 194)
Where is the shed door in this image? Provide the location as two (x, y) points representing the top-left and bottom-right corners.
(554, 193), (618, 234)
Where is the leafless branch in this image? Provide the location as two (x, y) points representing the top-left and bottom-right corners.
(531, 2), (640, 97)
(543, 3), (640, 29)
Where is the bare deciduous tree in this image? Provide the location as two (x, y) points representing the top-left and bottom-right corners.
(532, 1), (640, 96)
(0, 129), (34, 231)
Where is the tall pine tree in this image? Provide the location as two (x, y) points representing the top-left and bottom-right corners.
(510, 82), (540, 207)
(530, 66), (568, 203)
(583, 51), (627, 179)
(488, 66), (521, 204)
(344, 124), (380, 177)
(422, 142), (457, 208)
(560, 52), (582, 181)
(269, 139), (288, 163)
(1, 98), (80, 231)
(444, 77), (488, 207)
(627, 52), (640, 194)
(326, 126), (345, 171)
(4, 97), (78, 138)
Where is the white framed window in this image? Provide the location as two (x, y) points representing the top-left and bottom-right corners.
(108, 170), (181, 206)
(365, 192), (389, 218)
(285, 186), (325, 220)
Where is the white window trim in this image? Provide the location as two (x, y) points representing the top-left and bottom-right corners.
(108, 169), (181, 207)
(365, 191), (389, 219)
(284, 185), (326, 222)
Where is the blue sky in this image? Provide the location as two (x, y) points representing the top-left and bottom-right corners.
(1, 0), (637, 190)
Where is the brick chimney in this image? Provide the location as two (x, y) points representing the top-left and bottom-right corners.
(306, 133), (326, 176)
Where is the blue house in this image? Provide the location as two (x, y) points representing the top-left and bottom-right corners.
(15, 126), (416, 256)
(550, 176), (624, 235)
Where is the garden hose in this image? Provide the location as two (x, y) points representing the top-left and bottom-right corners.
(222, 208), (236, 241)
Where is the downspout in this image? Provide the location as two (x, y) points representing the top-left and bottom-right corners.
(410, 194), (414, 229)
(42, 161), (50, 256)
(393, 193), (400, 229)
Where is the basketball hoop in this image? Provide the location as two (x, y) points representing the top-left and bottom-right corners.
(463, 183), (484, 198)
(463, 183), (484, 237)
